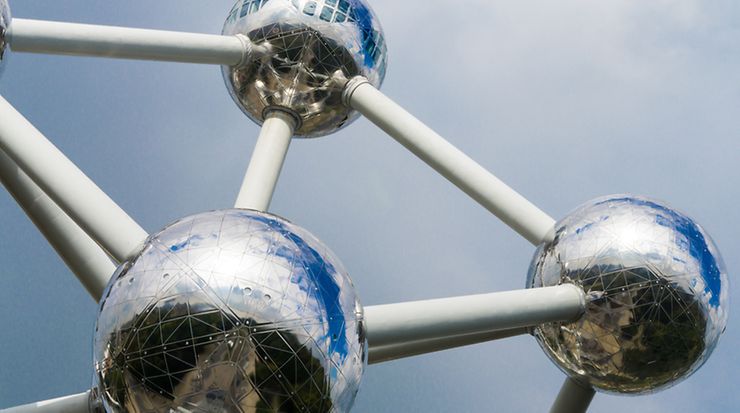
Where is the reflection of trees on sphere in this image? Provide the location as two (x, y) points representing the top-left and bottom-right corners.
(528, 195), (728, 394)
(0, 0), (11, 76)
(222, 0), (387, 137)
(94, 209), (366, 412)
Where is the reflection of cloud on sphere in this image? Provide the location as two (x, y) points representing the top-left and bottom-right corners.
(222, 0), (387, 137)
(527, 195), (728, 394)
(93, 209), (366, 412)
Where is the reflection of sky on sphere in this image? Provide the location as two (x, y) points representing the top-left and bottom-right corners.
(247, 213), (350, 356)
(225, 0), (385, 78)
(528, 195), (729, 394)
(597, 196), (725, 309)
(1, 2), (738, 412)
(221, 0), (387, 137)
(94, 209), (365, 412)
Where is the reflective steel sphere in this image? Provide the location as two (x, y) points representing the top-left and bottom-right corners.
(94, 209), (366, 412)
(527, 195), (728, 394)
(222, 0), (387, 137)
(0, 0), (10, 77)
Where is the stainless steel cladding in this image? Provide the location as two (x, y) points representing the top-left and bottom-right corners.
(93, 209), (366, 412)
(527, 195), (728, 394)
(0, 0), (10, 77)
(222, 0), (387, 137)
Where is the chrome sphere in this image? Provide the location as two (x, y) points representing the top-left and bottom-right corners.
(222, 0), (387, 137)
(527, 195), (728, 394)
(0, 0), (10, 77)
(93, 209), (366, 412)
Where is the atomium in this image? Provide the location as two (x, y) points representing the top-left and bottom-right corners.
(0, 0), (10, 76)
(0, 2), (733, 412)
(222, 0), (387, 137)
(93, 209), (366, 413)
(527, 195), (728, 394)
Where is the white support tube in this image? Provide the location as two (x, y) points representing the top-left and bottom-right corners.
(0, 95), (148, 262)
(0, 391), (92, 413)
(368, 327), (527, 364)
(8, 18), (254, 65)
(364, 284), (585, 351)
(0, 149), (114, 300)
(344, 78), (556, 245)
(234, 111), (296, 211)
(550, 377), (595, 413)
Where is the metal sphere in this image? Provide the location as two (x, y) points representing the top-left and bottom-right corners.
(93, 209), (366, 412)
(0, 0), (10, 77)
(527, 195), (728, 394)
(222, 0), (387, 137)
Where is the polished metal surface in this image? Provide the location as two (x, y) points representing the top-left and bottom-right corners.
(527, 195), (728, 394)
(93, 209), (366, 412)
(0, 0), (10, 76)
(222, 0), (387, 137)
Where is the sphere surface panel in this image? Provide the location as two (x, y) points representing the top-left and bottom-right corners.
(93, 209), (366, 413)
(222, 0), (387, 137)
(527, 195), (728, 394)
(0, 0), (10, 76)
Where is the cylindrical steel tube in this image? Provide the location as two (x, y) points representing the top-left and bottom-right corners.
(0, 391), (93, 413)
(364, 284), (585, 351)
(368, 327), (528, 364)
(234, 110), (295, 211)
(8, 18), (248, 65)
(0, 95), (148, 262)
(346, 79), (556, 245)
(0, 149), (114, 300)
(550, 377), (596, 413)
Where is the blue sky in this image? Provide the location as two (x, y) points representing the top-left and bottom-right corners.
(1, 1), (740, 412)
